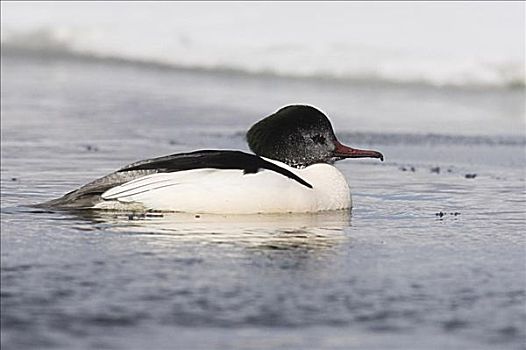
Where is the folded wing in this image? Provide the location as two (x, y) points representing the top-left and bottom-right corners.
(39, 150), (311, 209)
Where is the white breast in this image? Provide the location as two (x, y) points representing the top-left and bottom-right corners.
(98, 158), (351, 214)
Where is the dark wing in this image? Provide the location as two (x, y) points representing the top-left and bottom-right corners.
(37, 150), (312, 209)
(119, 150), (312, 188)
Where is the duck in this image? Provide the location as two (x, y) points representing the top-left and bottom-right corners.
(40, 105), (383, 214)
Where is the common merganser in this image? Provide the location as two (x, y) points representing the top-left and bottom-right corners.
(40, 105), (383, 213)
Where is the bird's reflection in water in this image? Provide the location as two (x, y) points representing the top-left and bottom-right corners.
(69, 209), (352, 251)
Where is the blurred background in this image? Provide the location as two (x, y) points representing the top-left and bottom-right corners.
(2, 1), (524, 136)
(2, 2), (524, 87)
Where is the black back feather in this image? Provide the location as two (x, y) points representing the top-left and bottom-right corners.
(119, 150), (312, 188)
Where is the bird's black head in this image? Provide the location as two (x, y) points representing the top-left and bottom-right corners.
(247, 105), (383, 168)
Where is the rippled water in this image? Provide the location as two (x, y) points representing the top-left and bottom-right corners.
(1, 52), (525, 349)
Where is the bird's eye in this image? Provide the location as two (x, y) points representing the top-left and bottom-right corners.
(311, 134), (326, 144)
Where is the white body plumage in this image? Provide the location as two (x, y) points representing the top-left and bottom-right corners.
(97, 158), (351, 214)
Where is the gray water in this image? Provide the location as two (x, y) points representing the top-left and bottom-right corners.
(1, 51), (526, 349)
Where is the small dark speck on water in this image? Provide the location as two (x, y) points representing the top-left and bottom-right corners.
(195, 215), (201, 218)
(10, 177), (17, 181)
(400, 166), (416, 172)
(465, 173), (477, 179)
(84, 144), (99, 152)
(169, 140), (179, 145)
(436, 211), (461, 218)
(431, 166), (440, 174)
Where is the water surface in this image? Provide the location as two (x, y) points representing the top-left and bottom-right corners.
(1, 52), (525, 350)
